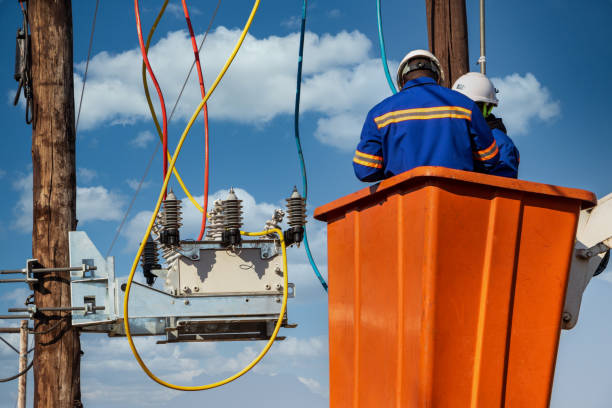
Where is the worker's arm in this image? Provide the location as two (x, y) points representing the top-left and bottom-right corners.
(469, 103), (500, 173)
(353, 111), (385, 182)
(489, 129), (520, 178)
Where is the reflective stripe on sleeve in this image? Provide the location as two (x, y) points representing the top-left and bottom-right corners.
(473, 140), (499, 161)
(353, 150), (383, 169)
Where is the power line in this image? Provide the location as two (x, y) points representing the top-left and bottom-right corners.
(106, 0), (221, 256)
(75, 0), (100, 132)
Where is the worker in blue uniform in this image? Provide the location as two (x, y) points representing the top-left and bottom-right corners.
(452, 72), (519, 178)
(353, 49), (499, 182)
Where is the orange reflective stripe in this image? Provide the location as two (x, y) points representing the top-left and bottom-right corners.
(474, 140), (498, 161)
(479, 146), (499, 161)
(374, 105), (472, 124)
(353, 157), (383, 169)
(355, 150), (383, 161)
(376, 113), (472, 129)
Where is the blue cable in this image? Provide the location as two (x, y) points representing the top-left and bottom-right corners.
(377, 0), (397, 94)
(293, 0), (328, 292)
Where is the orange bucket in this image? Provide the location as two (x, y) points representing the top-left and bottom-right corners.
(314, 167), (596, 408)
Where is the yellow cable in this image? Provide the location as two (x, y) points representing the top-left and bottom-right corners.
(142, 0), (204, 213)
(125, 0), (280, 391)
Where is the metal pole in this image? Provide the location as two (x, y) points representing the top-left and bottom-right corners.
(479, 0), (486, 74)
(17, 320), (27, 408)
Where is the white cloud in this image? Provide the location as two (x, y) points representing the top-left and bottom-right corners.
(492, 73), (561, 135)
(77, 186), (125, 223)
(12, 172), (32, 232)
(126, 178), (151, 191)
(130, 130), (155, 148)
(12, 173), (125, 232)
(165, 3), (201, 19)
(73, 28), (390, 151)
(298, 376), (329, 397)
(281, 16), (300, 29)
(327, 9), (342, 18)
(77, 167), (97, 183)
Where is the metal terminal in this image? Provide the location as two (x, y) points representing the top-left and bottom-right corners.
(141, 234), (161, 286)
(265, 209), (285, 236)
(160, 189), (182, 247)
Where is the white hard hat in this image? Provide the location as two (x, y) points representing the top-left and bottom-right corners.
(451, 72), (499, 105)
(396, 49), (445, 88)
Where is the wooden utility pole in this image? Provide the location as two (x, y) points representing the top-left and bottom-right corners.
(17, 320), (28, 408)
(426, 0), (469, 87)
(29, 1), (81, 407)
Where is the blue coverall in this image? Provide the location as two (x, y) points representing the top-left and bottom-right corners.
(487, 114), (520, 179)
(353, 77), (499, 182)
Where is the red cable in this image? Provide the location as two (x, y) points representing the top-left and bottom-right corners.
(134, 0), (169, 199)
(181, 0), (210, 241)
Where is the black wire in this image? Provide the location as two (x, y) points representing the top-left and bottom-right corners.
(0, 360), (33, 383)
(28, 315), (70, 336)
(75, 0), (100, 132)
(0, 336), (19, 354)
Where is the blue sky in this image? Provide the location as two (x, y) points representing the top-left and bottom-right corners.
(1, 0), (612, 406)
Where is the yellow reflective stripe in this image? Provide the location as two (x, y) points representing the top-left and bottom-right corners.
(374, 106), (472, 124)
(376, 113), (472, 129)
(475, 140), (497, 157)
(353, 157), (383, 169)
(355, 150), (383, 161)
(473, 140), (499, 161)
(479, 146), (499, 161)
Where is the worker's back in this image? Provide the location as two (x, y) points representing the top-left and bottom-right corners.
(354, 76), (497, 182)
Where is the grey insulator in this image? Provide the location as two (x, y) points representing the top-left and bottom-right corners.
(286, 186), (307, 228)
(141, 235), (159, 269)
(162, 188), (182, 230)
(222, 188), (243, 230)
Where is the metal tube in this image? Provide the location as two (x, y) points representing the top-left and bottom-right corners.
(0, 279), (35, 283)
(0, 269), (26, 275)
(0, 315), (30, 320)
(479, 0), (486, 74)
(8, 306), (105, 312)
(30, 265), (97, 273)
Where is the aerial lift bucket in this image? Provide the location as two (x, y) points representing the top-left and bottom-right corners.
(314, 167), (596, 408)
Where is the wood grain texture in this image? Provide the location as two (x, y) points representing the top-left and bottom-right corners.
(29, 0), (81, 406)
(426, 0), (469, 88)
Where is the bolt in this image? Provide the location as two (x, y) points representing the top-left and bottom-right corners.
(193, 286), (199, 292)
(563, 312), (571, 322)
(276, 284), (282, 291)
(183, 286), (189, 292)
(276, 298), (281, 303)
(184, 299), (190, 305)
(191, 255), (198, 260)
(275, 266), (283, 276)
(265, 284), (271, 290)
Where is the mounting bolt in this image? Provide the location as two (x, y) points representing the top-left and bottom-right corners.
(276, 298), (281, 303)
(193, 286), (199, 292)
(183, 286), (189, 292)
(276, 284), (282, 291)
(191, 254), (198, 260)
(265, 284), (271, 290)
(275, 266), (282, 276)
(184, 299), (190, 305)
(563, 312), (572, 322)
